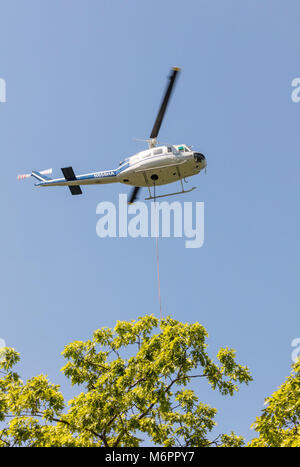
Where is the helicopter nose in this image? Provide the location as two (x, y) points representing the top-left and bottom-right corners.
(194, 152), (206, 163)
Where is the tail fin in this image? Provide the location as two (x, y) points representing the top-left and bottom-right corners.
(31, 170), (53, 182)
(17, 168), (52, 182)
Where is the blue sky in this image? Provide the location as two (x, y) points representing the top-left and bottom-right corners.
(1, 0), (300, 442)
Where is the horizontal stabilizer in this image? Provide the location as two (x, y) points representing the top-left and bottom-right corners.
(61, 166), (83, 195)
(69, 185), (82, 195)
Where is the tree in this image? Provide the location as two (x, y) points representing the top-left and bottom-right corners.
(0, 315), (252, 447)
(249, 360), (300, 447)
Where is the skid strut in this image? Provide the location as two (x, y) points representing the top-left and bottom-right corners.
(144, 166), (196, 200)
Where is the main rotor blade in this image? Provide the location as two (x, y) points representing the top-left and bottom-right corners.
(128, 186), (140, 204)
(150, 67), (181, 140)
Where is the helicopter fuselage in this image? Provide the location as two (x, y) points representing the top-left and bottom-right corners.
(34, 144), (206, 190)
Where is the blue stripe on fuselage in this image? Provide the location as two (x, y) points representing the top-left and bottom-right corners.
(89, 162), (130, 179)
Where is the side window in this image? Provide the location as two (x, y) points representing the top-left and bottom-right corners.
(154, 148), (163, 155)
(167, 146), (172, 153)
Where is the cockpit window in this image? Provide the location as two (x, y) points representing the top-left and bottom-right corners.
(177, 145), (190, 152)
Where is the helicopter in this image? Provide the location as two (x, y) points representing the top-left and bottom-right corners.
(18, 67), (206, 204)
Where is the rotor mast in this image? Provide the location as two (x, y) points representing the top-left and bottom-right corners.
(149, 137), (157, 148)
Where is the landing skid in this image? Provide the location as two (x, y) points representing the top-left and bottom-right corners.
(145, 186), (196, 200)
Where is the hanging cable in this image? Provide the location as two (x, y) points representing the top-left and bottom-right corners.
(153, 183), (162, 321)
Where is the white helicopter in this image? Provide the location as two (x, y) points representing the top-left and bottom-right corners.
(18, 67), (206, 203)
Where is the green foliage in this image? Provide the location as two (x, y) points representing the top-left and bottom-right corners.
(249, 360), (300, 447)
(0, 315), (252, 447)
